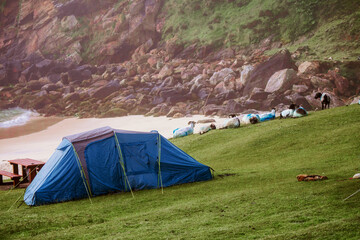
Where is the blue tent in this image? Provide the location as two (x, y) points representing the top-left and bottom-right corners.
(24, 127), (212, 206)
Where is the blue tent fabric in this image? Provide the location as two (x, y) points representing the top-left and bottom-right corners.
(24, 127), (212, 206)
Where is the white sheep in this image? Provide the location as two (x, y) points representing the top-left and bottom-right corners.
(220, 114), (240, 129)
(173, 121), (196, 138)
(199, 123), (216, 135)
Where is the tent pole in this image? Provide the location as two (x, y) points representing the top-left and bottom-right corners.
(72, 144), (93, 204)
(114, 132), (134, 198)
(158, 134), (164, 194)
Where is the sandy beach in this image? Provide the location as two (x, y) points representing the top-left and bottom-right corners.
(0, 115), (226, 172)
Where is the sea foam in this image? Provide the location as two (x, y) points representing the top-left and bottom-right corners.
(0, 108), (39, 128)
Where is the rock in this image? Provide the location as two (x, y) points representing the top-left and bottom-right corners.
(24, 51), (45, 65)
(91, 80), (120, 99)
(3, 60), (22, 85)
(20, 65), (37, 82)
(209, 68), (236, 86)
(41, 83), (60, 92)
(197, 119), (216, 124)
(264, 93), (291, 109)
(48, 73), (61, 83)
(243, 49), (296, 95)
(298, 61), (320, 75)
(172, 113), (185, 118)
(166, 106), (184, 117)
(237, 65), (254, 87)
(158, 64), (173, 79)
(132, 38), (154, 61)
(100, 108), (127, 118)
(310, 76), (334, 89)
(202, 104), (225, 116)
(250, 88), (270, 100)
(328, 68), (350, 96)
(60, 15), (79, 31)
(65, 52), (82, 65)
(145, 103), (170, 117)
(285, 93), (313, 110)
(68, 69), (91, 83)
(56, 0), (99, 18)
(244, 99), (262, 110)
(214, 48), (235, 60)
(224, 99), (244, 113)
(62, 86), (74, 94)
(27, 79), (49, 90)
(61, 72), (69, 85)
(0, 68), (6, 86)
(265, 69), (297, 93)
(165, 38), (184, 58)
(292, 85), (309, 93)
(36, 59), (54, 76)
(63, 92), (81, 102)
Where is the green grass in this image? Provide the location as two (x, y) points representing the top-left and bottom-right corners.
(162, 0), (360, 60)
(1, 105), (360, 239)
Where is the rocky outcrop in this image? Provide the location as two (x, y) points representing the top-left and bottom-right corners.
(242, 49), (297, 96)
(0, 1), (358, 118)
(265, 69), (297, 93)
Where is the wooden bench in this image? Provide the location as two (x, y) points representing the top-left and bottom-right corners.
(0, 170), (22, 187)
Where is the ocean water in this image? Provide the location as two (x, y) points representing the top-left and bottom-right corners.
(0, 108), (39, 128)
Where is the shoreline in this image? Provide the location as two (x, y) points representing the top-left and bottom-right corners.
(0, 115), (227, 172)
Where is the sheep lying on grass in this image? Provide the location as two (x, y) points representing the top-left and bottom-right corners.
(259, 108), (276, 122)
(242, 114), (261, 124)
(280, 104), (296, 119)
(199, 123), (216, 135)
(220, 114), (240, 129)
(173, 121), (196, 138)
(292, 106), (308, 118)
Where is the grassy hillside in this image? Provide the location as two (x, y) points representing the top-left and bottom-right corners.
(1, 105), (360, 239)
(162, 0), (360, 60)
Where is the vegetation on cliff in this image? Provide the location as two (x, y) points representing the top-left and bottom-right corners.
(162, 0), (360, 60)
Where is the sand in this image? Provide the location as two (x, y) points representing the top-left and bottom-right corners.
(0, 115), (226, 172)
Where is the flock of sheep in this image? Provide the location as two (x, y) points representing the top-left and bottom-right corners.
(172, 92), (331, 138)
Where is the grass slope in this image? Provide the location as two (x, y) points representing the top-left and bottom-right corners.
(1, 105), (360, 239)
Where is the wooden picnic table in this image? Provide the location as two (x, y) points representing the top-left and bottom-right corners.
(8, 158), (45, 185)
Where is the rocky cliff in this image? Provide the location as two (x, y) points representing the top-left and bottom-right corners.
(0, 0), (359, 118)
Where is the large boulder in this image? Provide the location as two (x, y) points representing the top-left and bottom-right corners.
(243, 49), (296, 95)
(91, 80), (121, 99)
(310, 76), (334, 89)
(328, 68), (350, 96)
(237, 65), (254, 87)
(158, 64), (173, 79)
(60, 15), (79, 31)
(36, 59), (54, 76)
(285, 93), (313, 110)
(265, 69), (297, 93)
(298, 61), (320, 75)
(209, 68), (236, 86)
(249, 88), (269, 101)
(68, 68), (92, 83)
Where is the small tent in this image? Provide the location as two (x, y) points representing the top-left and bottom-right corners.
(24, 127), (212, 206)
